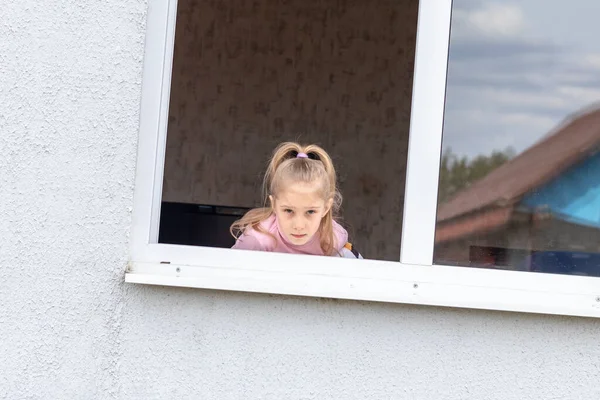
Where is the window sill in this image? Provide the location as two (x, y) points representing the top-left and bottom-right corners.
(125, 260), (600, 318)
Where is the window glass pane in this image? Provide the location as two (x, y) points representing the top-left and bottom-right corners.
(435, 0), (600, 276)
(159, 0), (419, 261)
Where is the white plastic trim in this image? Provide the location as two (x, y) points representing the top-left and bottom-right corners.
(400, 0), (451, 265)
(130, 0), (178, 257)
(130, 0), (173, 256)
(126, 252), (600, 318)
(149, 0), (178, 243)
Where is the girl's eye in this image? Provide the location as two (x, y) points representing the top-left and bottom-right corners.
(284, 209), (293, 214)
(306, 210), (316, 215)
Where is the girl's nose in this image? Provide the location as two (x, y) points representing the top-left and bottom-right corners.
(293, 217), (305, 230)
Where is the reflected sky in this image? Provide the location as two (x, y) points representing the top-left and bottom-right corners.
(443, 0), (600, 157)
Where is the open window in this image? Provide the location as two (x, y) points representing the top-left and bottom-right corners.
(157, 0), (415, 261)
(127, 0), (600, 318)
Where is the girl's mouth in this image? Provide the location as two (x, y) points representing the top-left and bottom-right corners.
(291, 234), (306, 239)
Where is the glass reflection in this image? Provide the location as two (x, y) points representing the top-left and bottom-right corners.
(435, 0), (600, 276)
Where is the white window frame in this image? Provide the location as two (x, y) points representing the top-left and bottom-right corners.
(126, 0), (600, 318)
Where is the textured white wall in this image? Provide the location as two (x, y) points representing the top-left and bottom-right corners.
(1, 0), (146, 397)
(2, 1), (600, 399)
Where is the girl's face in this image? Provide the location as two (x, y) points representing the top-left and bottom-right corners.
(270, 181), (333, 246)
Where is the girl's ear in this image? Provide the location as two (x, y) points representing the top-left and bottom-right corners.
(269, 195), (275, 209)
(323, 198), (334, 218)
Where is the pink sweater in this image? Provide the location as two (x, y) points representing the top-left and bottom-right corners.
(232, 214), (348, 256)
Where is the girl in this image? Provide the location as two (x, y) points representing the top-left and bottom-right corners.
(230, 142), (361, 258)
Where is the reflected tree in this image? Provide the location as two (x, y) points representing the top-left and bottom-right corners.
(438, 147), (516, 202)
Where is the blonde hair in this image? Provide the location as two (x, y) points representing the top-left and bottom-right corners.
(230, 142), (343, 255)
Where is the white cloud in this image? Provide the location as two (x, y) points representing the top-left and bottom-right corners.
(556, 86), (600, 104)
(442, 107), (556, 158)
(472, 88), (571, 112)
(500, 112), (556, 130)
(453, 3), (525, 39)
(581, 54), (600, 69)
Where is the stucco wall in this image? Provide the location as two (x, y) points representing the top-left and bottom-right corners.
(3, 1), (600, 399)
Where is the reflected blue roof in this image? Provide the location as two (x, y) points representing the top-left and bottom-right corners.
(520, 152), (600, 228)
